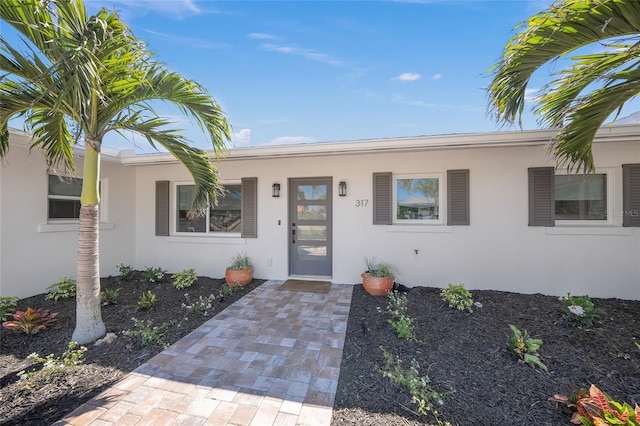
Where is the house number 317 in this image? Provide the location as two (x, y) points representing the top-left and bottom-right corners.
(355, 199), (369, 207)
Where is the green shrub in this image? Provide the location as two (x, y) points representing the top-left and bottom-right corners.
(0, 296), (19, 321)
(507, 324), (547, 372)
(100, 288), (122, 306)
(45, 277), (76, 301)
(440, 283), (473, 312)
(137, 291), (157, 310)
(116, 263), (134, 282)
(182, 293), (216, 315)
(172, 269), (197, 289)
(123, 317), (175, 348)
(18, 342), (87, 387)
(144, 266), (166, 283)
(560, 293), (602, 327)
(383, 291), (418, 341)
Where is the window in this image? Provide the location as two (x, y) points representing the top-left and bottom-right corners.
(48, 175), (82, 219)
(176, 184), (242, 233)
(394, 175), (442, 223)
(529, 167), (613, 226)
(555, 174), (606, 221)
(373, 171), (469, 226)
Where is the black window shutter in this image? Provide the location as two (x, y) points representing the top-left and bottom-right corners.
(622, 164), (640, 227)
(155, 181), (170, 236)
(241, 177), (258, 238)
(447, 169), (470, 225)
(528, 167), (555, 227)
(373, 172), (392, 225)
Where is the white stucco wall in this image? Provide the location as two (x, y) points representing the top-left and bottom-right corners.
(131, 135), (640, 300)
(0, 138), (136, 298)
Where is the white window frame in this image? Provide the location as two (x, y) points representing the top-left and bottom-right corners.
(554, 168), (614, 226)
(47, 174), (107, 223)
(172, 181), (242, 236)
(393, 173), (444, 225)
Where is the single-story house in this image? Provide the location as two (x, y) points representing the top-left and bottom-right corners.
(1, 125), (639, 300)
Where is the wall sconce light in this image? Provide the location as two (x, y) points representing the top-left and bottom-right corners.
(338, 181), (347, 197)
(272, 183), (281, 198)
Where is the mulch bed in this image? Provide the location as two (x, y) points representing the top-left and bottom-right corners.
(1, 278), (639, 425)
(0, 272), (263, 425)
(332, 285), (640, 425)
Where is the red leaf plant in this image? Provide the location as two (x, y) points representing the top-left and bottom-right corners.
(2, 307), (58, 335)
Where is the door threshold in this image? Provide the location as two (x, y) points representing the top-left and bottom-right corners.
(288, 275), (332, 282)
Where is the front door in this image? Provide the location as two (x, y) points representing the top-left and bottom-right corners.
(289, 177), (332, 276)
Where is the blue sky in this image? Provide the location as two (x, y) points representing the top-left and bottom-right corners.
(5, 1), (640, 152)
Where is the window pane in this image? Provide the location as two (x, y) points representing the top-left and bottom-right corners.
(396, 178), (439, 220)
(555, 174), (606, 220)
(297, 225), (326, 241)
(48, 199), (81, 219)
(297, 205), (326, 220)
(176, 185), (206, 232)
(210, 185), (241, 233)
(296, 185), (327, 201)
(48, 175), (82, 197)
(296, 244), (327, 261)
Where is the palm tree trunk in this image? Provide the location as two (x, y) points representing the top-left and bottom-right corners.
(71, 143), (105, 344)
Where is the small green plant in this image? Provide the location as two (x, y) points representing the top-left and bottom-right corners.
(182, 293), (217, 316)
(172, 269), (198, 289)
(0, 296), (19, 321)
(382, 291), (418, 341)
(375, 346), (452, 422)
(45, 277), (76, 301)
(363, 257), (396, 277)
(227, 252), (252, 270)
(137, 291), (157, 310)
(635, 341), (640, 352)
(17, 341), (87, 386)
(440, 283), (473, 313)
(560, 293), (602, 327)
(550, 384), (639, 426)
(144, 266), (166, 283)
(123, 317), (175, 348)
(116, 263), (134, 282)
(100, 288), (122, 306)
(2, 307), (58, 335)
(507, 324), (548, 372)
(221, 283), (241, 297)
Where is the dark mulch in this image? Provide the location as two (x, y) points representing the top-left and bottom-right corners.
(0, 272), (263, 425)
(2, 278), (639, 426)
(332, 285), (640, 425)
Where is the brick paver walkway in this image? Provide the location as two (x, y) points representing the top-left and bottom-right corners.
(55, 280), (353, 426)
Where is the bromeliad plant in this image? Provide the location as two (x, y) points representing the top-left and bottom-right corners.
(45, 277), (76, 301)
(549, 384), (639, 426)
(100, 288), (122, 306)
(137, 291), (157, 310)
(440, 283), (474, 313)
(507, 324), (548, 372)
(2, 307), (58, 335)
(560, 293), (602, 327)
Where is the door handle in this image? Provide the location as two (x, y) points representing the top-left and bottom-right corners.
(292, 229), (296, 244)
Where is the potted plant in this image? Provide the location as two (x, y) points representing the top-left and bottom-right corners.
(361, 257), (396, 296)
(225, 252), (253, 286)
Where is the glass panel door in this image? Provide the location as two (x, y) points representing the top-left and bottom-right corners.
(289, 178), (332, 276)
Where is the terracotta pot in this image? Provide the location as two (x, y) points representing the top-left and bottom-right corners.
(225, 267), (253, 286)
(361, 273), (394, 296)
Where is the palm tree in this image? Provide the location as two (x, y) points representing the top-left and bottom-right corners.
(0, 0), (231, 344)
(488, 0), (640, 172)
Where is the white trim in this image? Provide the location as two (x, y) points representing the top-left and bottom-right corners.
(545, 227), (632, 236)
(165, 236), (247, 244)
(386, 225), (453, 233)
(38, 222), (115, 233)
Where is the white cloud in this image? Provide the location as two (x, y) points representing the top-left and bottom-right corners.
(233, 128), (252, 146)
(267, 136), (317, 146)
(524, 88), (540, 102)
(394, 72), (421, 82)
(144, 29), (227, 49)
(88, 0), (211, 19)
(393, 95), (483, 112)
(247, 33), (277, 40)
(261, 43), (358, 71)
(431, 73), (443, 80)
